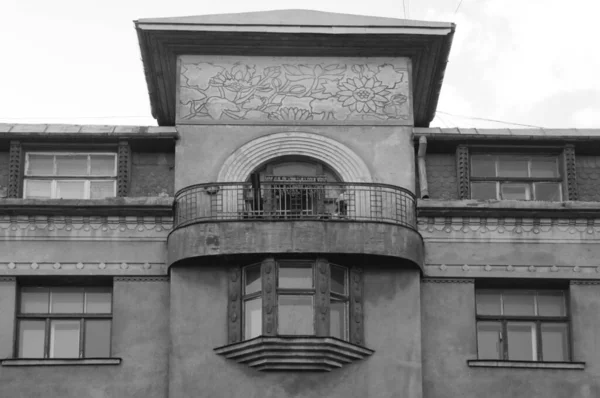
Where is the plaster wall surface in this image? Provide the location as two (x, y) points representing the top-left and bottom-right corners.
(421, 281), (600, 398)
(177, 55), (412, 125)
(168, 264), (422, 398)
(425, 153), (457, 200)
(576, 156), (600, 201)
(0, 279), (170, 398)
(130, 151), (175, 197)
(175, 125), (415, 191)
(0, 151), (8, 195)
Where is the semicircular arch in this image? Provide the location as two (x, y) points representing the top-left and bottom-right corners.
(217, 132), (372, 182)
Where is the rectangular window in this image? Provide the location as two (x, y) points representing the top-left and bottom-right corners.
(470, 154), (562, 201)
(17, 286), (112, 358)
(475, 289), (570, 362)
(23, 152), (117, 199)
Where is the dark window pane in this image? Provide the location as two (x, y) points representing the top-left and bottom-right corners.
(537, 291), (566, 317)
(534, 183), (561, 201)
(19, 320), (45, 358)
(278, 264), (313, 289)
(330, 300), (347, 340)
(50, 320), (80, 358)
(477, 321), (502, 359)
(27, 154), (54, 175)
(541, 323), (569, 361)
(90, 155), (116, 176)
(24, 180), (52, 199)
(85, 320), (111, 357)
(50, 288), (84, 313)
(503, 291), (535, 315)
(85, 288), (112, 314)
(471, 155), (497, 177)
(244, 265), (261, 295)
(530, 157), (559, 178)
(244, 297), (262, 339)
(330, 264), (347, 295)
(20, 287), (49, 313)
(278, 295), (313, 335)
(497, 157), (529, 177)
(507, 322), (536, 360)
(56, 155), (88, 176)
(476, 290), (502, 315)
(500, 183), (530, 200)
(471, 182), (497, 200)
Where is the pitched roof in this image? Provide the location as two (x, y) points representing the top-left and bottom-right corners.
(136, 9), (452, 29)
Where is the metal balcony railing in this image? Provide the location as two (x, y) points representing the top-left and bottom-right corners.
(173, 182), (417, 230)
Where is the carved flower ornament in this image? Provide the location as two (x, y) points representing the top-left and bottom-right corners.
(337, 77), (390, 113)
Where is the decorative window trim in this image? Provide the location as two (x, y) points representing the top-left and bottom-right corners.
(8, 140), (22, 198)
(221, 257), (371, 371)
(564, 144), (578, 200)
(117, 141), (130, 197)
(456, 145), (469, 199)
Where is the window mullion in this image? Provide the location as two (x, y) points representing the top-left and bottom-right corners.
(314, 258), (330, 337)
(501, 320), (508, 360)
(79, 318), (85, 358)
(536, 320), (542, 361)
(45, 318), (51, 359)
(261, 257), (277, 336)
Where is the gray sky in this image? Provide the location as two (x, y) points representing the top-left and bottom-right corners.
(1, 0), (599, 128)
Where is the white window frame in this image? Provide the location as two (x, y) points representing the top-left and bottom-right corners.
(23, 152), (117, 199)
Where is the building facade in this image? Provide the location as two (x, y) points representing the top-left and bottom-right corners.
(0, 9), (599, 398)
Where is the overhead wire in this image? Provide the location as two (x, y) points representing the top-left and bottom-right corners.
(437, 111), (544, 128)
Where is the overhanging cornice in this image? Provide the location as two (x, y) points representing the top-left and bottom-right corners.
(135, 18), (454, 127)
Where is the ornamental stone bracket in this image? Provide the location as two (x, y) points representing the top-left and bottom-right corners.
(214, 336), (374, 372)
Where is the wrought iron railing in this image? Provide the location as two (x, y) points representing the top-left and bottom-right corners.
(173, 182), (417, 230)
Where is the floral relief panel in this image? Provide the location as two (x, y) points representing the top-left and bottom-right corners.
(178, 56), (411, 124)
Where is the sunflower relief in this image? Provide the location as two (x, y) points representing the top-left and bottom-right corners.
(178, 56), (411, 124)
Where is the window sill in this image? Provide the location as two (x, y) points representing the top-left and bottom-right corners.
(214, 336), (374, 372)
(1, 358), (122, 367)
(467, 360), (585, 370)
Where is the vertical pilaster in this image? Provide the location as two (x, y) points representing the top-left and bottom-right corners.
(227, 267), (242, 344)
(261, 257), (277, 336)
(349, 265), (364, 345)
(564, 144), (578, 201)
(315, 258), (330, 336)
(456, 145), (470, 199)
(117, 141), (130, 197)
(8, 141), (22, 198)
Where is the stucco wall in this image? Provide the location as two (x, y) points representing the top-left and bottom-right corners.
(425, 153), (458, 200)
(169, 263), (422, 398)
(576, 156), (600, 201)
(0, 279), (170, 397)
(130, 151), (175, 197)
(421, 280), (600, 398)
(175, 125), (415, 192)
(0, 151), (8, 197)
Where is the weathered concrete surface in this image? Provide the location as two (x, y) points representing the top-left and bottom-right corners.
(0, 151), (7, 197)
(178, 55), (412, 125)
(0, 279), (170, 397)
(422, 281), (600, 398)
(169, 264), (422, 398)
(175, 125), (415, 192)
(577, 156), (600, 202)
(130, 151), (175, 197)
(425, 153), (457, 200)
(168, 221), (424, 270)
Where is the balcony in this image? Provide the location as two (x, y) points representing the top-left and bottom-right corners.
(167, 182), (423, 268)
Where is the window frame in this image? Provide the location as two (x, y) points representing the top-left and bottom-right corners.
(15, 285), (113, 359)
(469, 152), (564, 201)
(237, 258), (356, 343)
(475, 288), (572, 362)
(22, 151), (118, 199)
